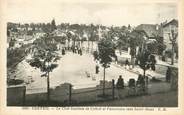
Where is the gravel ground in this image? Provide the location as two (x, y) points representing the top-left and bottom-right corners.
(11, 50), (140, 94)
(8, 42), (168, 94)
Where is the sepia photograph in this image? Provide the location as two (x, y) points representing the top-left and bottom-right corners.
(4, 0), (180, 108)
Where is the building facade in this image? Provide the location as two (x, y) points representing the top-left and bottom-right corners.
(162, 19), (178, 50)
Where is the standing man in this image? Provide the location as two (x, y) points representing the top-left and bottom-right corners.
(95, 64), (99, 74)
(116, 75), (124, 89)
(116, 75), (124, 99)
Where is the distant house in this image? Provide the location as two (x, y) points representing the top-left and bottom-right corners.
(134, 24), (164, 55)
(32, 30), (45, 38)
(135, 24), (163, 40)
(162, 19), (178, 50)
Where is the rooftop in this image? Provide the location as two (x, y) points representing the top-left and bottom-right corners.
(162, 19), (178, 28)
(135, 24), (163, 38)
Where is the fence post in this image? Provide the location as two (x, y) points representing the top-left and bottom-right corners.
(69, 84), (72, 105)
(22, 86), (26, 106)
(112, 79), (115, 100)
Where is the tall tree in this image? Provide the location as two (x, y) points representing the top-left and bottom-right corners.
(89, 24), (97, 52)
(129, 30), (145, 68)
(51, 19), (57, 32)
(27, 37), (60, 104)
(98, 38), (116, 96)
(42, 23), (52, 34)
(151, 34), (166, 55)
(115, 33), (128, 55)
(137, 49), (156, 87)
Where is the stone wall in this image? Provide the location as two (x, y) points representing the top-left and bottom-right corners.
(7, 85), (26, 106)
(170, 67), (178, 90)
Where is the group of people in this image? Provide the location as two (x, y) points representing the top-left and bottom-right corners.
(116, 74), (147, 89)
(109, 66), (172, 90)
(61, 45), (83, 56)
(71, 46), (83, 55)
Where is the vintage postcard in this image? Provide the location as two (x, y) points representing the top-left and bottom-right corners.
(0, 0), (184, 115)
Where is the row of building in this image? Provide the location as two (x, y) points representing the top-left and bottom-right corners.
(7, 19), (178, 53)
(135, 19), (178, 51)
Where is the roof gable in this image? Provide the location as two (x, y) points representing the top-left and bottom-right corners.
(163, 19), (178, 28)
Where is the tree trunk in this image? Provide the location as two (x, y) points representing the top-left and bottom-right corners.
(103, 67), (106, 96)
(87, 40), (90, 52)
(68, 40), (70, 49)
(119, 49), (121, 55)
(143, 69), (146, 86)
(47, 71), (50, 103)
(73, 39), (76, 47)
(91, 41), (94, 52)
(131, 55), (134, 68)
(171, 44), (174, 65)
(81, 40), (83, 48)
(96, 41), (98, 51)
(143, 69), (148, 88)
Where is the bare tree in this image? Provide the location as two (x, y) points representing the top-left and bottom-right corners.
(168, 30), (178, 65)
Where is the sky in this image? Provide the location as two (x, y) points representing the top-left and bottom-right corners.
(6, 0), (178, 26)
